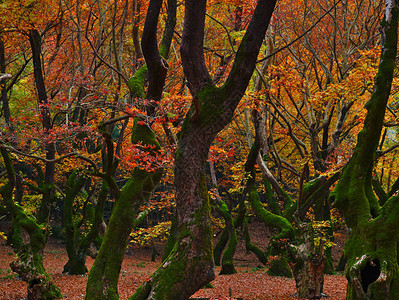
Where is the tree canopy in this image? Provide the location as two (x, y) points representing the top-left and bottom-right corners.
(1, 0), (399, 299)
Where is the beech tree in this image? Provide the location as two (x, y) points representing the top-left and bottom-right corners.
(85, 0), (176, 298)
(212, 0), (386, 293)
(332, 0), (399, 298)
(0, 26), (64, 299)
(131, 0), (277, 298)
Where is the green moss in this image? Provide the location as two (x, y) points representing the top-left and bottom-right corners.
(86, 156), (162, 299)
(216, 199), (237, 275)
(214, 228), (229, 266)
(249, 183), (294, 241)
(162, 213), (178, 262)
(267, 256), (292, 277)
(127, 66), (148, 100)
(130, 173), (214, 299)
(131, 119), (160, 147)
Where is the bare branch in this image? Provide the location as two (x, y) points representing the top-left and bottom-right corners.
(1, 145), (101, 174)
(0, 73), (12, 83)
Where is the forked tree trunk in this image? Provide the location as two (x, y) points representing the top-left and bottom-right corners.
(333, 0), (399, 299)
(215, 199), (238, 275)
(130, 106), (219, 299)
(63, 171), (88, 275)
(63, 172), (106, 275)
(131, 0), (277, 298)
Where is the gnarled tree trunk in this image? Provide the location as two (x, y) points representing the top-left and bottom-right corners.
(131, 0), (277, 298)
(85, 1), (176, 298)
(0, 148), (62, 300)
(333, 0), (399, 298)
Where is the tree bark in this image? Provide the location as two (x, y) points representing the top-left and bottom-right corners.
(85, 1), (176, 299)
(333, 0), (399, 298)
(0, 29), (62, 300)
(131, 0), (277, 298)
(0, 148), (62, 300)
(63, 171), (88, 275)
(288, 223), (325, 299)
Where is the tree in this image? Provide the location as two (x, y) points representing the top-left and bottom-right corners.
(85, 0), (176, 298)
(131, 0), (277, 298)
(0, 25), (64, 299)
(332, 0), (399, 298)
(207, 0), (384, 296)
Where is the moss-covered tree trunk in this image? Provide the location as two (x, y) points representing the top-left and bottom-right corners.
(213, 195), (246, 268)
(247, 108), (339, 295)
(333, 1), (399, 298)
(0, 148), (62, 300)
(209, 158), (239, 275)
(63, 170), (88, 275)
(63, 171), (107, 275)
(131, 1), (276, 298)
(85, 1), (176, 299)
(1, 29), (62, 300)
(246, 144), (294, 278)
(1, 33), (61, 299)
(215, 199), (238, 275)
(213, 199), (245, 267)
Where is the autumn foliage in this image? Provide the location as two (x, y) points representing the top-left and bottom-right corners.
(1, 0), (399, 299)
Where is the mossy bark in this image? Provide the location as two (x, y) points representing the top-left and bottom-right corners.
(249, 109), (337, 291)
(332, 1), (399, 298)
(63, 172), (107, 275)
(85, 122), (162, 300)
(248, 173), (294, 277)
(3, 32), (59, 293)
(287, 174), (338, 297)
(130, 0), (277, 297)
(162, 212), (178, 262)
(130, 174), (214, 300)
(86, 1), (176, 298)
(214, 227), (229, 266)
(215, 199), (238, 275)
(288, 223), (326, 299)
(243, 217), (268, 265)
(214, 198), (245, 266)
(86, 169), (162, 299)
(63, 171), (88, 275)
(0, 148), (62, 300)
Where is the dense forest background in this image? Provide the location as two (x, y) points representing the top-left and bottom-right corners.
(1, 0), (399, 299)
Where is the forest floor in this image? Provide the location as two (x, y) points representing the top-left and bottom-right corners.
(0, 221), (348, 299)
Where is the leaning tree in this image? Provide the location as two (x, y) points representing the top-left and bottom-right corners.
(85, 0), (176, 298)
(332, 0), (399, 298)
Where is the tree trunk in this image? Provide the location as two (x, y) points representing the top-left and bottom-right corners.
(86, 1), (176, 298)
(63, 171), (86, 275)
(0, 148), (62, 300)
(1, 29), (62, 300)
(216, 199), (238, 275)
(214, 196), (245, 267)
(131, 0), (276, 297)
(243, 217), (268, 265)
(85, 122), (162, 300)
(62, 170), (106, 275)
(332, 0), (399, 298)
(288, 223), (325, 299)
